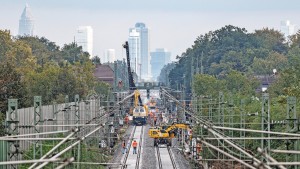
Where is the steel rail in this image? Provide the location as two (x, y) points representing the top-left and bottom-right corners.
(167, 146), (177, 169)
(135, 126), (144, 169)
(156, 147), (163, 169)
(160, 87), (271, 168)
(121, 125), (137, 169)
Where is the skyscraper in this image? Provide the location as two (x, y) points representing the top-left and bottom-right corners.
(280, 20), (295, 39)
(75, 26), (93, 59)
(128, 23), (150, 81)
(103, 49), (116, 63)
(150, 48), (171, 81)
(18, 4), (34, 36)
(128, 29), (140, 76)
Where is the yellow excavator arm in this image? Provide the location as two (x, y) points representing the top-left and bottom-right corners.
(148, 123), (190, 139)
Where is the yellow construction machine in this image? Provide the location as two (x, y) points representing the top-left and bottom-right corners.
(148, 123), (191, 146)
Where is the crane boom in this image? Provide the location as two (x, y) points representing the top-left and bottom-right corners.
(123, 41), (143, 105)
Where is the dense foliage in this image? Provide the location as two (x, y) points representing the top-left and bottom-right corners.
(163, 25), (300, 162)
(0, 30), (110, 126)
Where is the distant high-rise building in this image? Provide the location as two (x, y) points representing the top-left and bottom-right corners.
(75, 26), (93, 59)
(128, 23), (150, 81)
(18, 4), (34, 36)
(103, 49), (116, 63)
(128, 29), (140, 76)
(280, 20), (295, 39)
(150, 48), (171, 81)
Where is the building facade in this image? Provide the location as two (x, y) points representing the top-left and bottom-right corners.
(128, 23), (150, 81)
(128, 29), (140, 77)
(280, 20), (295, 40)
(103, 49), (116, 63)
(18, 4), (34, 36)
(150, 48), (171, 81)
(75, 26), (93, 59)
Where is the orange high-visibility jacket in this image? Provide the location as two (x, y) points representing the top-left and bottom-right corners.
(132, 141), (138, 148)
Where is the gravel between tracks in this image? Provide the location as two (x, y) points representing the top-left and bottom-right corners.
(141, 125), (157, 169)
(109, 124), (191, 169)
(108, 125), (133, 168)
(171, 139), (192, 169)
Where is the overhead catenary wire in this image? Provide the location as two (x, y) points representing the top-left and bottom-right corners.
(28, 128), (78, 169)
(0, 158), (61, 165)
(213, 126), (300, 137)
(160, 87), (273, 169)
(55, 157), (75, 169)
(0, 130), (69, 138)
(200, 140), (256, 169)
(257, 148), (286, 169)
(35, 125), (103, 169)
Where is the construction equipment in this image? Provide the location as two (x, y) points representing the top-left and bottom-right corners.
(148, 123), (191, 146)
(132, 90), (149, 125)
(123, 41), (148, 125)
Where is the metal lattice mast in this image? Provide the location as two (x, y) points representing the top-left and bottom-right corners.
(64, 95), (69, 131)
(53, 102), (58, 132)
(261, 93), (270, 155)
(228, 94), (234, 137)
(34, 96), (43, 159)
(74, 94), (80, 169)
(286, 96), (298, 168)
(240, 99), (246, 160)
(6, 99), (19, 169)
(218, 92), (224, 160)
(209, 97), (213, 122)
(218, 92), (224, 127)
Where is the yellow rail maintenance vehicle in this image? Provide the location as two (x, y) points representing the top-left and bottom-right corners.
(148, 123), (191, 146)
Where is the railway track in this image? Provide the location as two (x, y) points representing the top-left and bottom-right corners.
(121, 125), (144, 169)
(156, 146), (177, 169)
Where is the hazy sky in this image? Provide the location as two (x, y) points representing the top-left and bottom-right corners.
(1, 0), (300, 61)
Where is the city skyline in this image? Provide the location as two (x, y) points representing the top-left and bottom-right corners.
(1, 1), (300, 61)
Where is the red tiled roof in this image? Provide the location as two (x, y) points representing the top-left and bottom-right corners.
(93, 64), (114, 86)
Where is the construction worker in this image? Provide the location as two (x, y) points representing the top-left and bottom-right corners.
(196, 142), (202, 159)
(154, 116), (157, 126)
(122, 140), (127, 154)
(132, 140), (138, 154)
(124, 115), (129, 126)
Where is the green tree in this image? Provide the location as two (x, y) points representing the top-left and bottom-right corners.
(193, 74), (225, 97)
